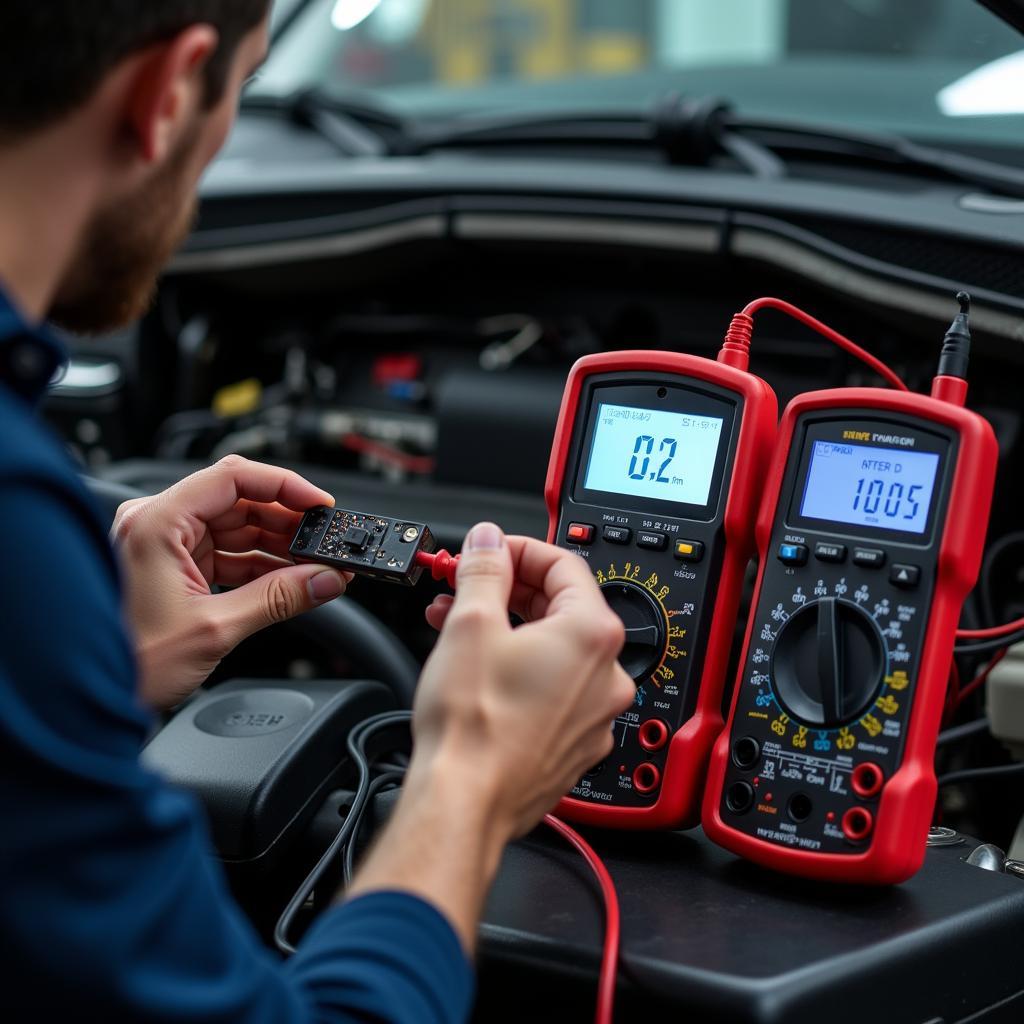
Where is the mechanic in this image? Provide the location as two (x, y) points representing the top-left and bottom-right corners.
(0, 3), (634, 1019)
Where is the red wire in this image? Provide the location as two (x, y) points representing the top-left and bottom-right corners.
(340, 432), (436, 474)
(956, 647), (1008, 707)
(543, 814), (620, 1024)
(729, 297), (909, 392)
(942, 660), (961, 727)
(956, 616), (1024, 640)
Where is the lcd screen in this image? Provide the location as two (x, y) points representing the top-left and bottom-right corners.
(583, 402), (725, 506)
(799, 440), (940, 534)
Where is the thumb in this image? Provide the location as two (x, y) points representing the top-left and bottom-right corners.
(450, 522), (513, 623)
(214, 563), (347, 647)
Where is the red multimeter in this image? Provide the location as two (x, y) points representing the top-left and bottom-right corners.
(545, 351), (776, 829)
(702, 381), (997, 883)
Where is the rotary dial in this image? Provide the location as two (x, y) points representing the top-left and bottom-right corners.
(595, 560), (688, 689)
(746, 575), (917, 753)
(770, 597), (886, 728)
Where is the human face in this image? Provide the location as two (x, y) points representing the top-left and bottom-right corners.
(49, 20), (269, 334)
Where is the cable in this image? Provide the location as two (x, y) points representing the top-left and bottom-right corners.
(274, 715), (622, 1024)
(542, 815), (620, 1024)
(955, 629), (1024, 657)
(717, 296), (908, 391)
(936, 718), (990, 747)
(343, 770), (406, 885)
(957, 615), (1024, 641)
(938, 762), (1024, 787)
(274, 711), (413, 955)
(956, 648), (1008, 707)
(340, 432), (436, 475)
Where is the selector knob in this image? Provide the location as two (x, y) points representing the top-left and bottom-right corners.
(600, 579), (668, 684)
(770, 597), (886, 728)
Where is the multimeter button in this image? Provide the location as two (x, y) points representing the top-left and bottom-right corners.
(602, 525), (632, 544)
(566, 522), (594, 544)
(814, 542), (847, 564)
(725, 781), (755, 814)
(842, 806), (874, 842)
(890, 563), (920, 588)
(852, 547), (886, 568)
(636, 532), (667, 551)
(777, 542), (808, 566)
(673, 539), (704, 562)
(632, 762), (661, 794)
(638, 718), (670, 752)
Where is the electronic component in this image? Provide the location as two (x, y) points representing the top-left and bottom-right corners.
(703, 295), (999, 883)
(544, 350), (778, 828)
(290, 506), (458, 587)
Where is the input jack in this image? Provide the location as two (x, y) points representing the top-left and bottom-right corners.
(632, 761), (661, 794)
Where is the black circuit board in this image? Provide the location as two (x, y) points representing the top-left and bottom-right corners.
(289, 506), (435, 586)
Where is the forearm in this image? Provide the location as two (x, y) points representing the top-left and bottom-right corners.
(344, 754), (511, 954)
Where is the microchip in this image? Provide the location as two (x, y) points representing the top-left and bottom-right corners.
(342, 526), (371, 551)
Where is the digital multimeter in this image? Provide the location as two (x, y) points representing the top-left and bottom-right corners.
(545, 351), (776, 829)
(703, 387), (997, 883)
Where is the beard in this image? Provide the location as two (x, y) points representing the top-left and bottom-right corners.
(49, 134), (200, 335)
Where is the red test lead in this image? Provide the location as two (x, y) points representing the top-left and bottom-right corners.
(413, 548), (460, 589)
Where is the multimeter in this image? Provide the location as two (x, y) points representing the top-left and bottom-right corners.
(703, 385), (997, 883)
(545, 351), (776, 829)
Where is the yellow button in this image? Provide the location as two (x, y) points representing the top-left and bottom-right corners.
(675, 541), (694, 555)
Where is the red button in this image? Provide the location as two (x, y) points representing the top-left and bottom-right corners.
(566, 522), (594, 544)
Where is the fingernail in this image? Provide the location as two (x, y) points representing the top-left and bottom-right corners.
(465, 522), (504, 551)
(309, 570), (345, 602)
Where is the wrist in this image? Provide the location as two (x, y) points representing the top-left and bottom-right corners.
(400, 746), (515, 865)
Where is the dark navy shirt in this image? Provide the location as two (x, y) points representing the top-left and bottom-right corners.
(0, 286), (473, 1021)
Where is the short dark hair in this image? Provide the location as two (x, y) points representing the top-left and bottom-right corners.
(0, 1), (270, 138)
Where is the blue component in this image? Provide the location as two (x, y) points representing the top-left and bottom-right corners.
(777, 542), (808, 565)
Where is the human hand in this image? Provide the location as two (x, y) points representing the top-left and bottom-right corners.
(111, 455), (352, 709)
(412, 523), (635, 840)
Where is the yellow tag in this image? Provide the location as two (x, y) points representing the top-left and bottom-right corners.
(212, 378), (262, 418)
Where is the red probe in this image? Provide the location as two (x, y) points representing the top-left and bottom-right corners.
(413, 548), (460, 588)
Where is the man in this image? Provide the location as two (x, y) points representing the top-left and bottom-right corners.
(0, 3), (634, 1020)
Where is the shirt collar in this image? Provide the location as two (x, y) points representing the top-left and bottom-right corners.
(0, 285), (68, 404)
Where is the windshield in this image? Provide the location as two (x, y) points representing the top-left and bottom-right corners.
(255, 0), (1024, 146)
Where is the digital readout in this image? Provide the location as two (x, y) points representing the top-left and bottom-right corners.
(799, 440), (940, 534)
(583, 402), (724, 506)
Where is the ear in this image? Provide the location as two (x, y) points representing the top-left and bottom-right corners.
(125, 25), (219, 164)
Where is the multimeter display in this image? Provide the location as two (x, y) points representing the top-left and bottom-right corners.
(799, 441), (940, 535)
(583, 402), (725, 506)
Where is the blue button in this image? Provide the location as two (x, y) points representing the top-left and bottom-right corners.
(777, 543), (808, 566)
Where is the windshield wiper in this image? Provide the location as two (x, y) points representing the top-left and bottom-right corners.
(240, 88), (411, 158)
(241, 89), (1024, 199)
(407, 95), (1024, 198)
